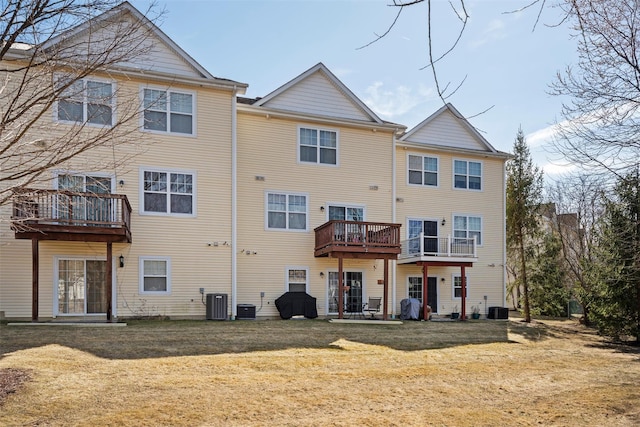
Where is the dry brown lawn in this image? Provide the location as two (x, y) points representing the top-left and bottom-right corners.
(1, 317), (639, 426)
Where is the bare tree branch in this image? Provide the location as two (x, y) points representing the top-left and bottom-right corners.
(0, 1), (163, 206)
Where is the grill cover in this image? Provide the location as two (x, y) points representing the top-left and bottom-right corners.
(275, 292), (318, 319)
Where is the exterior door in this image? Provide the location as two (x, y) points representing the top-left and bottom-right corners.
(408, 219), (438, 254)
(329, 206), (364, 243)
(328, 271), (363, 314)
(408, 276), (438, 313)
(427, 276), (438, 312)
(57, 174), (112, 224)
(57, 259), (108, 315)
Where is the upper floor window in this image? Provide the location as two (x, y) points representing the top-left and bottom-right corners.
(327, 205), (364, 221)
(266, 192), (307, 231)
(408, 155), (438, 186)
(141, 168), (195, 216)
(143, 88), (194, 135)
(454, 160), (482, 190)
(453, 215), (482, 245)
(299, 127), (337, 165)
(57, 78), (114, 126)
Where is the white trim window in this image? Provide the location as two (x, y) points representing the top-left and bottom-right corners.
(56, 77), (115, 126)
(454, 159), (482, 190)
(299, 126), (338, 165)
(140, 257), (171, 294)
(408, 276), (423, 303)
(143, 88), (194, 135)
(327, 204), (364, 221)
(266, 192), (308, 231)
(408, 154), (438, 186)
(287, 267), (308, 293)
(453, 274), (469, 299)
(453, 215), (482, 245)
(141, 168), (196, 216)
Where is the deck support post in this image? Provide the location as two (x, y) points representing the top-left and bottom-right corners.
(338, 256), (344, 319)
(106, 242), (113, 322)
(421, 263), (429, 321)
(31, 238), (39, 322)
(460, 265), (467, 321)
(383, 258), (389, 320)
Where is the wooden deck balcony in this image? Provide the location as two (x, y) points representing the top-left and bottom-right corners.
(397, 233), (477, 264)
(11, 189), (132, 243)
(314, 220), (401, 258)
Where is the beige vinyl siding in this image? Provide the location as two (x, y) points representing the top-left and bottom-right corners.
(0, 235), (33, 319)
(113, 79), (233, 318)
(237, 112), (395, 316)
(395, 144), (507, 316)
(403, 110), (489, 151)
(0, 74), (235, 320)
(65, 14), (204, 78)
(262, 72), (371, 122)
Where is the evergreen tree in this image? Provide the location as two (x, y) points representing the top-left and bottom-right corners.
(529, 232), (570, 317)
(589, 171), (640, 343)
(506, 128), (544, 322)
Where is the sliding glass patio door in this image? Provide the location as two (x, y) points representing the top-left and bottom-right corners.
(57, 259), (108, 315)
(327, 271), (363, 314)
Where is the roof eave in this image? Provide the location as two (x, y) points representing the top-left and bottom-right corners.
(238, 104), (405, 132)
(396, 140), (512, 160)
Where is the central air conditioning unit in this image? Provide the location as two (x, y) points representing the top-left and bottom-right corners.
(236, 304), (256, 320)
(206, 293), (228, 320)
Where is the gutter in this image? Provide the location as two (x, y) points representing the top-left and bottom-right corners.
(237, 104), (405, 133)
(396, 140), (512, 160)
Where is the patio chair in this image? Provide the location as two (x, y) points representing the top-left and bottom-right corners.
(345, 296), (364, 319)
(363, 297), (382, 319)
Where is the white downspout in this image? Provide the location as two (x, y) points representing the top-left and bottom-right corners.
(391, 130), (397, 318)
(502, 160), (507, 307)
(231, 87), (238, 320)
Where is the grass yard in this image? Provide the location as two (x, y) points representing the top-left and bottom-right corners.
(1, 317), (639, 426)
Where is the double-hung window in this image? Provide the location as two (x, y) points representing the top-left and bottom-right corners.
(299, 127), (337, 165)
(143, 88), (194, 135)
(408, 155), (438, 186)
(57, 78), (114, 126)
(267, 192), (307, 231)
(287, 268), (308, 293)
(454, 160), (482, 190)
(453, 215), (482, 245)
(142, 168), (195, 216)
(140, 257), (171, 294)
(453, 275), (469, 299)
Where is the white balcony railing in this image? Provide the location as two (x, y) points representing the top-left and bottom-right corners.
(399, 233), (477, 260)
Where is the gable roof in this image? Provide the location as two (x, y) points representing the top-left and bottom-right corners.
(38, 2), (246, 90)
(253, 63), (384, 124)
(400, 103), (503, 154)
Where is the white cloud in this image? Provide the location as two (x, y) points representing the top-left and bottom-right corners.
(363, 81), (434, 119)
(541, 161), (578, 177)
(525, 123), (562, 148)
(469, 18), (506, 48)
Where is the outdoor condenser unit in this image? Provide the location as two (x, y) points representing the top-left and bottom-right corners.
(236, 304), (256, 320)
(206, 293), (228, 320)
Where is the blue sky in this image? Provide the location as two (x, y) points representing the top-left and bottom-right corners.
(131, 0), (578, 176)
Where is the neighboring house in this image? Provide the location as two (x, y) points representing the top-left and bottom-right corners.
(0, 2), (510, 321)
